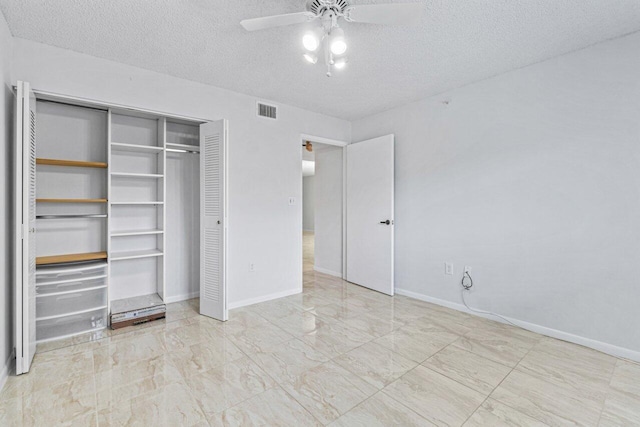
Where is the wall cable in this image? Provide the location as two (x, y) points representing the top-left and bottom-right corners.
(460, 271), (519, 328)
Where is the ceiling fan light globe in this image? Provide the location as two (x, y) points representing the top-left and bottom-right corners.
(302, 32), (320, 51)
(334, 57), (348, 69)
(331, 40), (347, 55)
(329, 27), (347, 55)
(303, 52), (318, 64)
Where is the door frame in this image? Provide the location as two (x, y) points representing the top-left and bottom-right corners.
(299, 134), (348, 281)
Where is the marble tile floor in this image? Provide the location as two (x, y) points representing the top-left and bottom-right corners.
(1, 257), (640, 425)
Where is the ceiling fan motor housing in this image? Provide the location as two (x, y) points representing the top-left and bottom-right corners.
(307, 0), (350, 16)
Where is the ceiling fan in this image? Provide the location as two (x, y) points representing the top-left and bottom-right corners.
(240, 0), (423, 76)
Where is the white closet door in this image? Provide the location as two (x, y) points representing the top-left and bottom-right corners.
(14, 81), (37, 374)
(199, 120), (228, 321)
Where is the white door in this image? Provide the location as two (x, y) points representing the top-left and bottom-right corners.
(15, 81), (37, 374)
(346, 134), (394, 295)
(199, 120), (228, 321)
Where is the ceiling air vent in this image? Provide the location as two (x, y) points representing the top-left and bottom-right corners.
(257, 102), (277, 119)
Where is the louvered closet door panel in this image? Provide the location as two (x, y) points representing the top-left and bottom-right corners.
(26, 91), (37, 367)
(199, 120), (227, 321)
(15, 81), (37, 375)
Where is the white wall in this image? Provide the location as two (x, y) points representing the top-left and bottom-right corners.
(351, 31), (640, 359)
(0, 11), (13, 388)
(314, 146), (343, 277)
(302, 176), (315, 232)
(11, 38), (351, 308)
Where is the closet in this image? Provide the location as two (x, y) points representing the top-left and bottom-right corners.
(14, 81), (228, 374)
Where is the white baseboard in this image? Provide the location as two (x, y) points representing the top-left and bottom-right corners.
(228, 288), (301, 310)
(0, 350), (14, 394)
(164, 291), (199, 304)
(396, 288), (640, 363)
(313, 266), (342, 278)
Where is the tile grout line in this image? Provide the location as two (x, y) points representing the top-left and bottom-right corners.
(171, 331), (277, 424)
(397, 326), (544, 426)
(369, 332), (472, 425)
(91, 352), (100, 426)
(378, 366), (441, 424)
(474, 336), (551, 426)
(276, 380), (336, 425)
(337, 388), (434, 426)
(276, 348), (381, 425)
(595, 357), (622, 426)
(253, 287), (409, 425)
(315, 295), (476, 406)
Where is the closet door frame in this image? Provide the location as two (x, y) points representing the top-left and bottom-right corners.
(18, 86), (225, 334)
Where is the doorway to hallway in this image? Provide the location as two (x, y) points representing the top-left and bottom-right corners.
(301, 138), (344, 279)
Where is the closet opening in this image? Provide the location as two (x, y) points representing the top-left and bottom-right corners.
(14, 82), (228, 373)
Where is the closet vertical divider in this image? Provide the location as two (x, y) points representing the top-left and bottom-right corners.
(157, 118), (167, 301)
(106, 109), (112, 319)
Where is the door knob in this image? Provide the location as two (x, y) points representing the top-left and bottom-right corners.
(379, 220), (391, 225)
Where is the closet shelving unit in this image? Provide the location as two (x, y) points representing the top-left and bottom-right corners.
(34, 100), (110, 342)
(108, 112), (166, 315)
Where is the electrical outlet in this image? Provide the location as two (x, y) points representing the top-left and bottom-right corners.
(249, 263), (255, 272)
(288, 197), (296, 205)
(464, 265), (471, 273)
(445, 262), (453, 275)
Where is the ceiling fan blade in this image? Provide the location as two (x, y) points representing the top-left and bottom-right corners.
(345, 2), (423, 25)
(240, 11), (316, 31)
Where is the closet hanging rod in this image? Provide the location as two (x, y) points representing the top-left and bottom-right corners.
(36, 214), (108, 219)
(166, 148), (199, 154)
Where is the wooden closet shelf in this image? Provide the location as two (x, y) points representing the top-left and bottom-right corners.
(36, 158), (108, 168)
(36, 198), (108, 203)
(36, 251), (108, 266)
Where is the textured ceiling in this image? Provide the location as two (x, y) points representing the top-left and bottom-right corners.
(2, 1), (640, 120)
